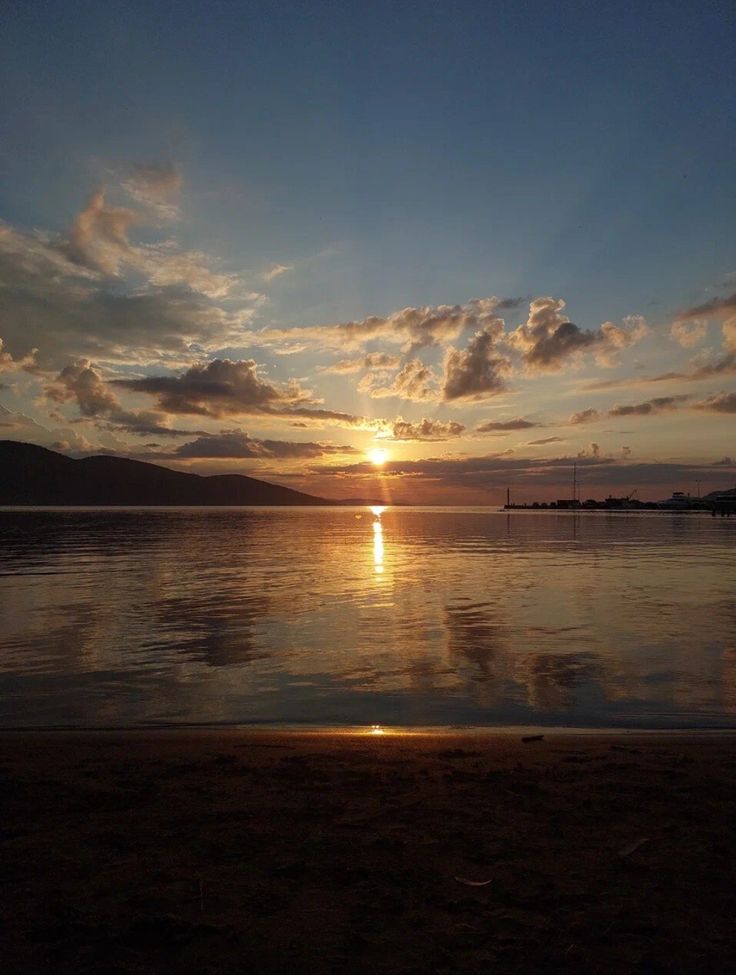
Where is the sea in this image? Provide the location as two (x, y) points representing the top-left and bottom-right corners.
(0, 506), (734, 730)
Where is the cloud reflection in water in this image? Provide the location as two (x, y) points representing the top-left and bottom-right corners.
(0, 507), (735, 729)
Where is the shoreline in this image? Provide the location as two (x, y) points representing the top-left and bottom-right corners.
(4, 723), (736, 737)
(4, 729), (736, 972)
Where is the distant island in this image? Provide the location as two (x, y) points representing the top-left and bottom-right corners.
(0, 441), (332, 506)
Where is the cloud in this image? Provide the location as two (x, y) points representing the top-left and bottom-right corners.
(47, 361), (122, 416)
(0, 402), (51, 438)
(508, 298), (646, 371)
(113, 358), (314, 418)
(64, 187), (139, 275)
(45, 360), (185, 436)
(582, 320), (736, 392)
(63, 186), (237, 298)
(121, 162), (182, 219)
(675, 291), (736, 322)
(442, 323), (509, 401)
(695, 391), (736, 413)
(263, 263), (293, 282)
(671, 320), (707, 348)
(0, 207), (256, 369)
(277, 406), (385, 430)
(140, 247), (239, 300)
(476, 418), (537, 433)
(527, 436), (564, 446)
(596, 316), (649, 365)
(253, 297), (516, 353)
(112, 357), (384, 430)
(583, 350), (736, 390)
(168, 430), (357, 459)
(0, 402), (93, 451)
(724, 318), (736, 352)
(388, 418), (466, 441)
(608, 395), (689, 416)
(576, 442), (601, 459)
(359, 358), (439, 401)
(570, 408), (601, 424)
(289, 453), (736, 505)
(0, 337), (38, 374)
(313, 452), (570, 479)
(311, 453), (715, 495)
(321, 352), (401, 375)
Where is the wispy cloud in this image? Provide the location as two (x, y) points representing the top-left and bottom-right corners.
(570, 408), (601, 424)
(0, 180), (257, 369)
(121, 162), (182, 220)
(671, 320), (707, 348)
(320, 352), (401, 375)
(695, 391), (736, 413)
(476, 418), (537, 433)
(387, 418), (466, 441)
(312, 453), (736, 490)
(251, 297), (516, 354)
(608, 395), (689, 416)
(262, 263), (293, 282)
(675, 291), (736, 321)
(359, 358), (439, 402)
(161, 430), (358, 459)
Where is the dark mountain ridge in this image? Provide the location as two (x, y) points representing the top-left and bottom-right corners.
(0, 441), (329, 506)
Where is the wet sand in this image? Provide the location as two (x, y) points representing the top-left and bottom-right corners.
(2, 730), (736, 973)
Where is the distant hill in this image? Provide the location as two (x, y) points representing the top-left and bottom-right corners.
(703, 487), (736, 500)
(0, 441), (329, 506)
(331, 497), (394, 507)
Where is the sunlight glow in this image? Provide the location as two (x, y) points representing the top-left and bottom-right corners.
(372, 518), (384, 573)
(368, 447), (389, 467)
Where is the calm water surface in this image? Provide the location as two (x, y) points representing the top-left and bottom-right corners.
(0, 507), (734, 729)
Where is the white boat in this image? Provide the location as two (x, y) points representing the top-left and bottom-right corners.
(656, 491), (702, 510)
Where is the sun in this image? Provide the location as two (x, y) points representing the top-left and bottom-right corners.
(368, 446), (389, 467)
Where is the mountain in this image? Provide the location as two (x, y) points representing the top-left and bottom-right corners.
(0, 441), (329, 506)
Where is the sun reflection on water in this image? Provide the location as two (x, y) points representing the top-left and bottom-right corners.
(370, 506), (386, 574)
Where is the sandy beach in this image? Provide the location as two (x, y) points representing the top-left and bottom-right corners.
(3, 730), (736, 974)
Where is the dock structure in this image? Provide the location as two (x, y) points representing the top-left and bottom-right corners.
(503, 475), (736, 514)
(710, 494), (736, 517)
(504, 492), (736, 514)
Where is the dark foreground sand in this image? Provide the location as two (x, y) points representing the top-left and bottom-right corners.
(2, 730), (736, 974)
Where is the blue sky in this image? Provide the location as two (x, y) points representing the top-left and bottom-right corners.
(1, 1), (735, 501)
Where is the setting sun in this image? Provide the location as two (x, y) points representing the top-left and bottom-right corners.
(368, 447), (389, 467)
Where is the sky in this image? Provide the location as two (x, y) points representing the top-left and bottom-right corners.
(1, 0), (735, 503)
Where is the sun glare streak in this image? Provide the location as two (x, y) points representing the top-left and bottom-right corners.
(373, 517), (384, 573)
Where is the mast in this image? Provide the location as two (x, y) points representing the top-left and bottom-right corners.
(572, 461), (577, 503)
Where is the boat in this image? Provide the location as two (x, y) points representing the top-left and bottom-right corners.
(656, 491), (706, 511)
